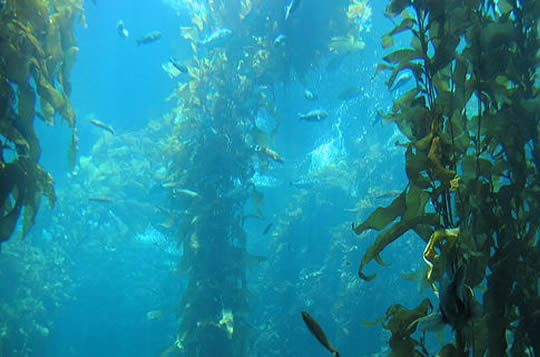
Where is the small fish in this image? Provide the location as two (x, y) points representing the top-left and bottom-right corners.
(337, 86), (363, 101)
(298, 109), (328, 121)
(290, 178), (316, 189)
(199, 28), (233, 49)
(88, 196), (114, 203)
(301, 311), (340, 357)
(303, 89), (318, 101)
(262, 223), (274, 235)
(169, 58), (187, 73)
(374, 190), (402, 200)
(173, 188), (200, 197)
(89, 119), (114, 135)
(136, 31), (161, 46)
(390, 72), (412, 92)
(273, 34), (287, 46)
(284, 0), (301, 21)
(116, 20), (129, 38)
(254, 145), (284, 163)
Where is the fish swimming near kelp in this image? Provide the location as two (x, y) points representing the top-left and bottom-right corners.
(199, 28), (233, 49)
(414, 259), (482, 332)
(169, 58), (187, 73)
(89, 119), (114, 135)
(298, 109), (328, 121)
(301, 311), (340, 357)
(136, 31), (161, 46)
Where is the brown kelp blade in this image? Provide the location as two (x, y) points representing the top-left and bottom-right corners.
(301, 311), (340, 357)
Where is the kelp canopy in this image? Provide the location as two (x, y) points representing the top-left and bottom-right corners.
(0, 0), (82, 243)
(353, 0), (539, 355)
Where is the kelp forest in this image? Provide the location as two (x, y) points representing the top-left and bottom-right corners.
(353, 0), (540, 356)
(0, 0), (539, 356)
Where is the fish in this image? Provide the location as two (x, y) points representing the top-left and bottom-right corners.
(89, 119), (114, 135)
(199, 28), (233, 49)
(254, 145), (284, 163)
(284, 0), (301, 21)
(273, 34), (287, 46)
(337, 86), (363, 101)
(414, 259), (482, 333)
(298, 109), (328, 121)
(116, 20), (129, 38)
(262, 223), (274, 235)
(290, 178), (316, 189)
(169, 58), (187, 73)
(438, 260), (480, 329)
(136, 31), (161, 46)
(390, 72), (412, 92)
(374, 190), (402, 200)
(173, 188), (200, 198)
(301, 311), (340, 357)
(88, 196), (114, 203)
(303, 89), (318, 101)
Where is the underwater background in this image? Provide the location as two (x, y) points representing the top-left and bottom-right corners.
(1, 0), (539, 356)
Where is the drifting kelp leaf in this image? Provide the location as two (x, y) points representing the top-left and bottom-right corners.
(385, 0), (412, 17)
(358, 214), (439, 280)
(352, 191), (406, 234)
(427, 137), (456, 184)
(382, 34), (395, 49)
(381, 17), (416, 49)
(405, 145), (431, 188)
(383, 49), (423, 65)
(404, 184), (430, 220)
(385, 298), (432, 336)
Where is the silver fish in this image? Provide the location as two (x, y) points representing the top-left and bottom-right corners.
(284, 0), (301, 21)
(298, 109), (328, 121)
(136, 31), (161, 46)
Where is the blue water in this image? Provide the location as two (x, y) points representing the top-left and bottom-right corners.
(4, 0), (437, 356)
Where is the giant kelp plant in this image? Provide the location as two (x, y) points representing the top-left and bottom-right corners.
(159, 1), (370, 355)
(0, 0), (82, 244)
(353, 0), (539, 355)
(1, 0), (82, 354)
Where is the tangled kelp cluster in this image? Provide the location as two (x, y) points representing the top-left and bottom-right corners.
(0, 0), (83, 243)
(353, 0), (539, 355)
(159, 1), (371, 356)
